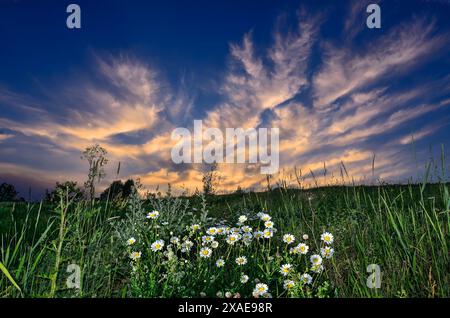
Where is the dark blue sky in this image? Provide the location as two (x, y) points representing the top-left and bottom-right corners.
(1, 0), (450, 199)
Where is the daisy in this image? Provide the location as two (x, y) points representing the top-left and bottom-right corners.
(243, 232), (253, 240)
(321, 232), (334, 245)
(311, 264), (324, 273)
(283, 280), (295, 290)
(235, 256), (248, 266)
(264, 221), (274, 228)
(240, 274), (249, 284)
(302, 234), (309, 240)
(190, 224), (201, 232)
(216, 259), (225, 267)
(280, 264), (293, 276)
(241, 226), (252, 233)
(263, 229), (273, 239)
(253, 231), (263, 239)
(127, 237), (136, 246)
(253, 283), (269, 296)
(320, 246), (335, 259)
(202, 235), (215, 243)
(297, 243), (309, 255)
(199, 247), (212, 258)
(226, 234), (240, 245)
(238, 215), (248, 223)
(170, 236), (180, 244)
(151, 240), (165, 252)
(310, 254), (323, 266)
(211, 241), (219, 249)
(282, 234), (295, 245)
(146, 210), (159, 220)
(129, 251), (141, 261)
(206, 227), (218, 235)
(301, 273), (313, 285)
(260, 213), (271, 222)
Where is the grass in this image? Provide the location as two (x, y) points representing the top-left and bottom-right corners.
(0, 180), (449, 298)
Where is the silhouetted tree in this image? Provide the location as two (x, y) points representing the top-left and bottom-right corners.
(45, 181), (83, 204)
(100, 179), (135, 201)
(0, 183), (18, 202)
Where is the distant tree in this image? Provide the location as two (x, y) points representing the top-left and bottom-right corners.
(0, 183), (18, 202)
(45, 181), (83, 204)
(81, 144), (108, 200)
(99, 179), (135, 201)
(202, 162), (219, 196)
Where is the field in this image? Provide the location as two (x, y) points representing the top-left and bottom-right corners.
(0, 180), (449, 298)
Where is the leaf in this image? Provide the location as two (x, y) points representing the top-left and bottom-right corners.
(0, 261), (22, 295)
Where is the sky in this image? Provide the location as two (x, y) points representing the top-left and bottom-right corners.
(1, 0), (450, 200)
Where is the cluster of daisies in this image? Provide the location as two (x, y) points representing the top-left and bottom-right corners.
(125, 209), (335, 297)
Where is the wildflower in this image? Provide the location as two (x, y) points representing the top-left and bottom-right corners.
(253, 283), (269, 296)
(280, 264), (293, 276)
(146, 210), (159, 220)
(206, 227), (218, 235)
(238, 215), (248, 223)
(170, 236), (180, 244)
(129, 251), (141, 261)
(199, 247), (212, 258)
(264, 220), (274, 228)
(241, 225), (252, 233)
(216, 291), (223, 298)
(310, 254), (323, 266)
(127, 237), (136, 246)
(216, 259), (225, 267)
(151, 240), (165, 252)
(240, 274), (249, 284)
(263, 229), (273, 239)
(301, 273), (313, 285)
(243, 232), (253, 240)
(190, 224), (201, 232)
(311, 264), (324, 273)
(181, 240), (194, 253)
(200, 292), (206, 297)
(211, 241), (219, 249)
(226, 233), (240, 245)
(230, 227), (240, 234)
(320, 246), (335, 259)
(254, 231), (263, 239)
(283, 280), (295, 290)
(259, 213), (271, 222)
(235, 256), (248, 266)
(297, 243), (309, 255)
(202, 235), (215, 243)
(321, 232), (334, 245)
(302, 234), (309, 240)
(282, 234), (296, 244)
(225, 291), (232, 298)
(234, 293), (241, 298)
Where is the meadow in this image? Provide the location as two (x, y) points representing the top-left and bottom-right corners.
(0, 178), (449, 298)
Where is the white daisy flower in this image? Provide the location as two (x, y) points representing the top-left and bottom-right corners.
(151, 240), (165, 252)
(283, 280), (295, 290)
(129, 251), (141, 261)
(264, 220), (274, 228)
(321, 232), (334, 245)
(146, 210), (159, 219)
(241, 226), (252, 233)
(240, 274), (249, 284)
(216, 259), (225, 267)
(280, 264), (293, 276)
(226, 234), (240, 245)
(310, 254), (323, 266)
(199, 247), (212, 258)
(170, 237), (180, 244)
(190, 224), (201, 231)
(254, 231), (263, 239)
(302, 234), (309, 240)
(301, 273), (313, 285)
(231, 227), (240, 234)
(206, 227), (218, 235)
(297, 243), (309, 255)
(211, 241), (219, 249)
(243, 232), (253, 240)
(127, 237), (136, 246)
(238, 215), (248, 223)
(253, 283), (269, 296)
(282, 234), (295, 245)
(260, 213), (271, 222)
(235, 256), (248, 266)
(202, 235), (215, 243)
(320, 246), (334, 259)
(311, 264), (324, 273)
(263, 229), (273, 239)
